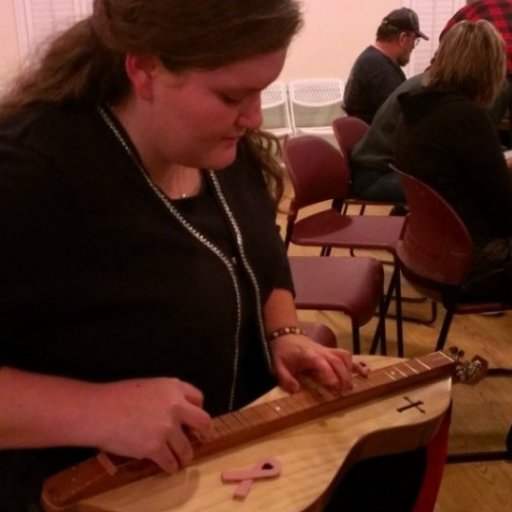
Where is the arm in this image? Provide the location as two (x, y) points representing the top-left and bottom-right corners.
(365, 54), (405, 113)
(0, 140), (213, 472)
(0, 367), (212, 472)
(263, 288), (368, 394)
(367, 71), (404, 113)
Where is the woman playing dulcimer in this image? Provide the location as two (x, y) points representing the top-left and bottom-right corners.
(0, 1), (427, 510)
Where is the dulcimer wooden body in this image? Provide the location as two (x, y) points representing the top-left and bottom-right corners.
(40, 351), (485, 512)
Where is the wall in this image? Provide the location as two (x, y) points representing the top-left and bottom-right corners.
(0, 0), (403, 89)
(0, 0), (22, 89)
(281, 0), (398, 80)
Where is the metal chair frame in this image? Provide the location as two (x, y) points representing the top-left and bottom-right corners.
(284, 135), (406, 355)
(393, 166), (512, 462)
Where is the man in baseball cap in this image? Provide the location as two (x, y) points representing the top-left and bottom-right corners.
(381, 7), (430, 42)
(343, 7), (429, 124)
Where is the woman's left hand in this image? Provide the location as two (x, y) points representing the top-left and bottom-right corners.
(270, 334), (369, 394)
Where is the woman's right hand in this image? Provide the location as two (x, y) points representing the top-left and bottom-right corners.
(92, 377), (213, 473)
(0, 368), (212, 474)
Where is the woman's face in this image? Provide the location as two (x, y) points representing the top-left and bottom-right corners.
(127, 48), (287, 172)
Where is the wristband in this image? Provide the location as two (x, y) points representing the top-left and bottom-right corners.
(266, 325), (306, 342)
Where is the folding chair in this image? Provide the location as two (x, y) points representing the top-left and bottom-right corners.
(332, 116), (432, 317)
(284, 135), (406, 355)
(393, 166), (512, 462)
(260, 81), (293, 141)
(288, 78), (344, 138)
(392, 166), (512, 351)
(332, 115), (401, 215)
(290, 256), (385, 355)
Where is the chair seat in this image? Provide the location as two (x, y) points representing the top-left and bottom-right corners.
(291, 209), (404, 252)
(290, 256), (384, 327)
(284, 135), (403, 355)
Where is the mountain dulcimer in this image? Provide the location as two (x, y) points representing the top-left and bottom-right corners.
(41, 348), (486, 512)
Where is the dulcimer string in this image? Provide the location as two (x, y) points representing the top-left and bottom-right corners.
(41, 351), (458, 510)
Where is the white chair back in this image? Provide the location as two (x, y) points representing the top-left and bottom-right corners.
(260, 81), (293, 139)
(288, 78), (345, 137)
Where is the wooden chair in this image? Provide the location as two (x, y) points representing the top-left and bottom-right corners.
(393, 166), (512, 462)
(392, 166), (512, 351)
(283, 135), (406, 355)
(288, 78), (345, 138)
(332, 115), (401, 215)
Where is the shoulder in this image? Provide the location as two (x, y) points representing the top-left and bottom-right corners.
(0, 104), (95, 138)
(355, 46), (388, 64)
(400, 90), (496, 144)
(0, 104), (130, 209)
(0, 104), (106, 163)
(430, 93), (488, 123)
(350, 48), (398, 87)
(399, 89), (478, 113)
(351, 46), (388, 69)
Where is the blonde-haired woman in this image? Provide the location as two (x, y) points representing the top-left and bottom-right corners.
(397, 19), (512, 301)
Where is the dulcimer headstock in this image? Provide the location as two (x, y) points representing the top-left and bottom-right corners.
(445, 346), (488, 385)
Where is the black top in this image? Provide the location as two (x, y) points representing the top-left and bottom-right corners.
(0, 104), (293, 510)
(351, 73), (424, 174)
(396, 88), (512, 249)
(343, 46), (406, 124)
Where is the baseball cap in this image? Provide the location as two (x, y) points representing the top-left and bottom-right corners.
(381, 8), (429, 40)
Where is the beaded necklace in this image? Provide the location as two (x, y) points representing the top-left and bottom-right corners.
(97, 105), (271, 410)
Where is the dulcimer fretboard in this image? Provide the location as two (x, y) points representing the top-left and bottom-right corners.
(41, 351), (455, 511)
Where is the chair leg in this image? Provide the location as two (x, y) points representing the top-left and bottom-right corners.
(387, 297), (438, 326)
(435, 306), (456, 351)
(406, 300), (437, 325)
(370, 266), (401, 356)
(321, 246), (332, 257)
(447, 375), (512, 464)
(393, 264), (404, 357)
(447, 421), (512, 462)
(487, 368), (512, 376)
(447, 449), (511, 463)
(381, 263), (404, 356)
(370, 295), (387, 355)
(351, 320), (361, 355)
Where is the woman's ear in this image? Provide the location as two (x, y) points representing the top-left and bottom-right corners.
(124, 54), (159, 100)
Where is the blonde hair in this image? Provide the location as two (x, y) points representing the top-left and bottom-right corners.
(428, 20), (506, 106)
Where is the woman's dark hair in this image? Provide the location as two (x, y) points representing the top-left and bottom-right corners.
(0, 0), (303, 204)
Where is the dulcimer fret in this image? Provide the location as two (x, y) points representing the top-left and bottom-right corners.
(41, 351), (456, 512)
(197, 351), (454, 458)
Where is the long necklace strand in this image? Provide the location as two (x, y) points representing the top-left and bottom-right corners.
(97, 106), (270, 409)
